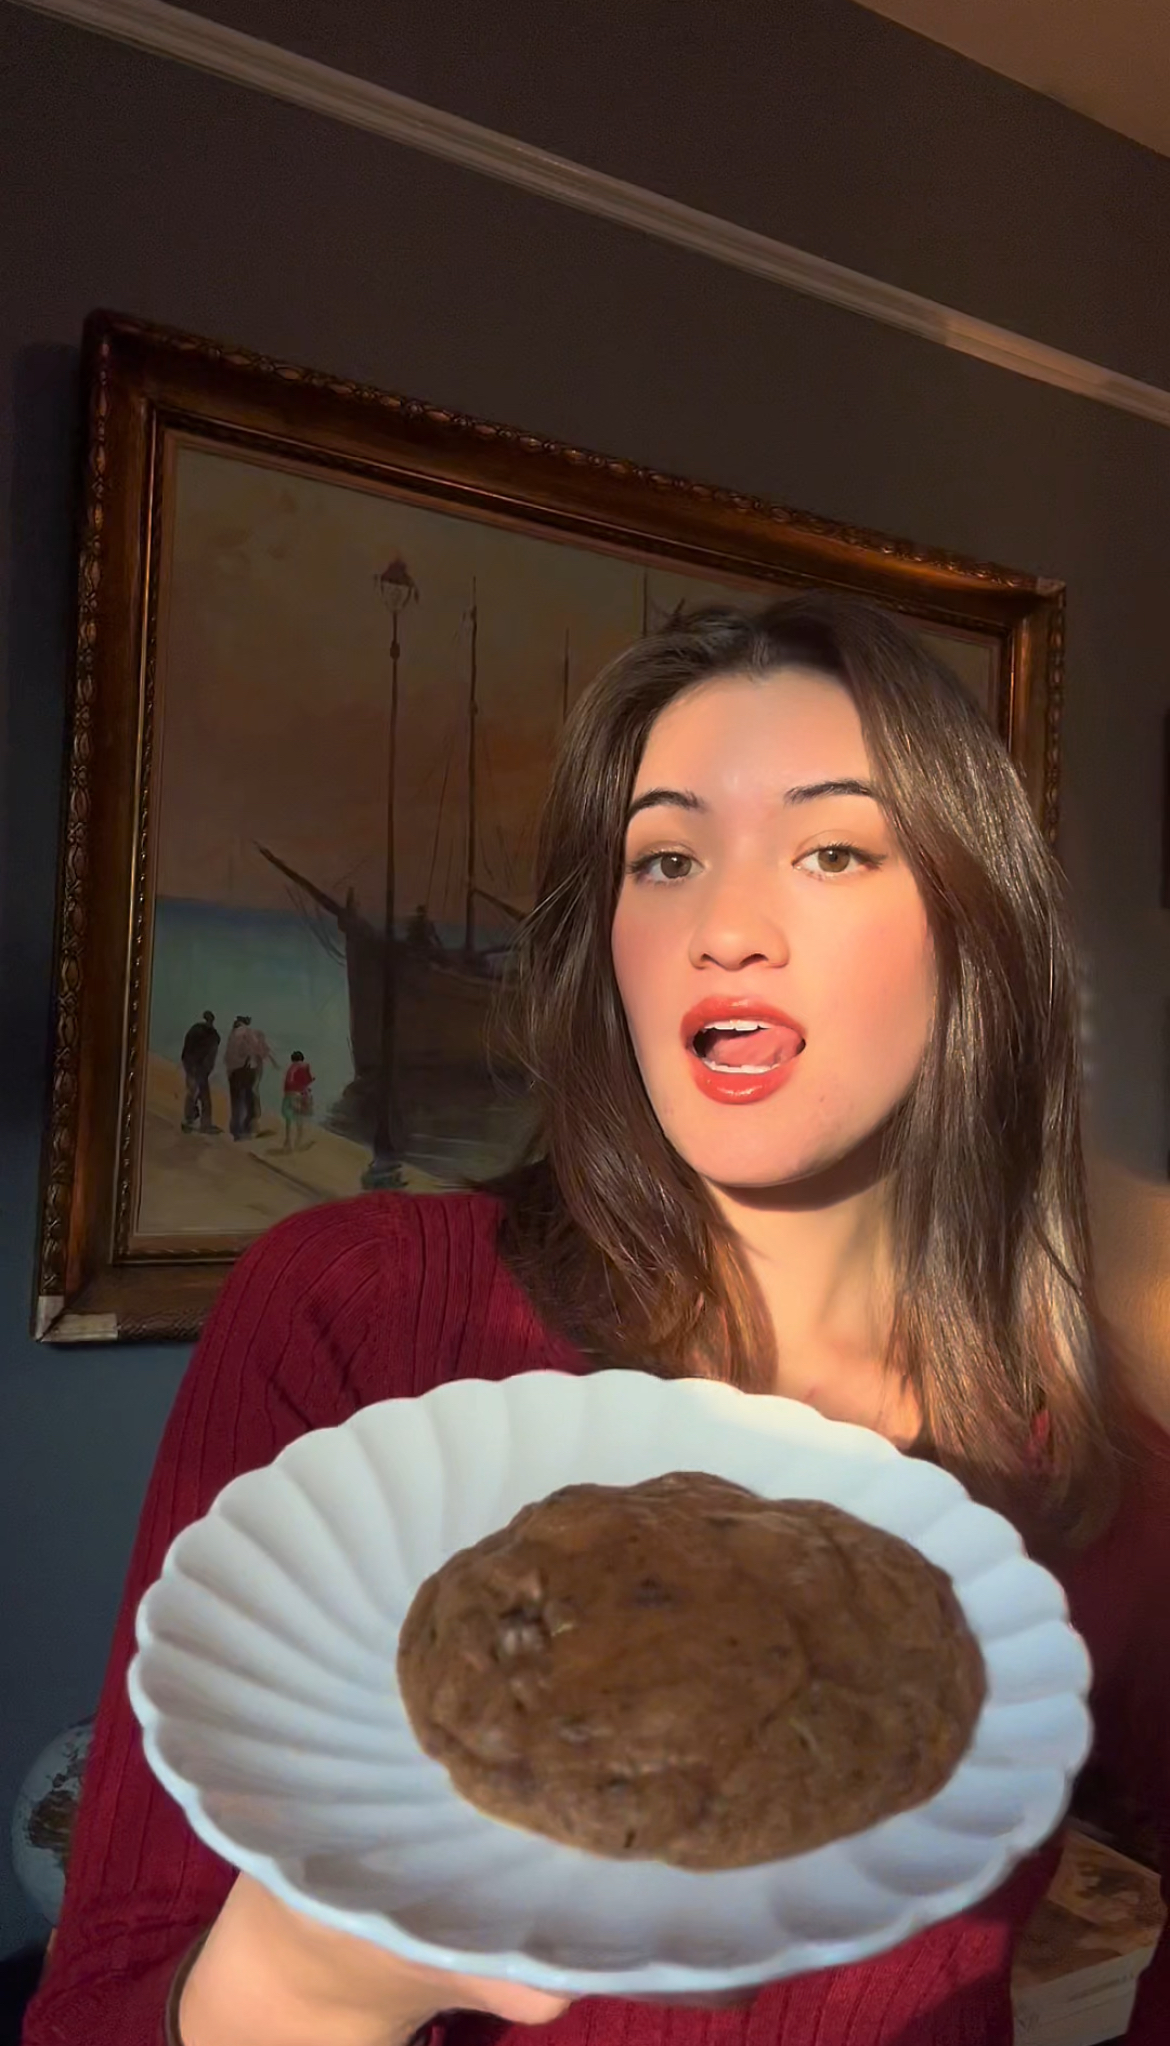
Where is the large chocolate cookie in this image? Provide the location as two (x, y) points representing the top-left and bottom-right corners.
(397, 1472), (985, 1869)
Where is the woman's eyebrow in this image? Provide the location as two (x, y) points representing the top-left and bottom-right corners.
(626, 778), (878, 823)
(627, 787), (706, 822)
(784, 778), (879, 806)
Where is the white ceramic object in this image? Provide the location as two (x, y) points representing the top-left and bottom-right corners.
(129, 1371), (1091, 1997)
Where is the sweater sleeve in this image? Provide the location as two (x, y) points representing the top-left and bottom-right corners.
(21, 1198), (416, 2046)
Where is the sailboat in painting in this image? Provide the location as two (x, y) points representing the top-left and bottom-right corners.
(254, 581), (529, 1140)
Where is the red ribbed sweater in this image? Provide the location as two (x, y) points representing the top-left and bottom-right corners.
(24, 1193), (1170, 2046)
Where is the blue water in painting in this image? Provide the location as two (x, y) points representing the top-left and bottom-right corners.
(150, 897), (355, 1115)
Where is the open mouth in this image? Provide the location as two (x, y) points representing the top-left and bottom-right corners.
(689, 1017), (805, 1074)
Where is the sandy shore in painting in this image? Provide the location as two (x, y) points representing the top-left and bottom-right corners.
(135, 1054), (442, 1239)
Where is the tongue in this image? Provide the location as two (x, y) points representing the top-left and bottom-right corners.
(704, 1024), (801, 1069)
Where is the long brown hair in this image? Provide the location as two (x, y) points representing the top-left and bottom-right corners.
(492, 591), (1122, 1544)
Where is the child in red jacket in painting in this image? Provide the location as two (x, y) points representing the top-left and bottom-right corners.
(26, 596), (1170, 2046)
(279, 1050), (314, 1152)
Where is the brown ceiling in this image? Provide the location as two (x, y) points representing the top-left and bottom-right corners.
(855, 0), (1170, 158)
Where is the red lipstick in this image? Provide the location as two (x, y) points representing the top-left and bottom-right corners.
(680, 995), (805, 1106)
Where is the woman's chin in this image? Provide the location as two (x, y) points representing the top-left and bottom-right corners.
(674, 1129), (888, 1204)
(678, 1141), (832, 1195)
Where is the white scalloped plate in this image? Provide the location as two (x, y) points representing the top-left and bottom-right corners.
(128, 1371), (1091, 1996)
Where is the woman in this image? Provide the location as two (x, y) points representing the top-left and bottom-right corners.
(26, 595), (1170, 2046)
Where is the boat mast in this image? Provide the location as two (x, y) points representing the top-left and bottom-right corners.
(463, 579), (478, 960)
(368, 554), (417, 1184)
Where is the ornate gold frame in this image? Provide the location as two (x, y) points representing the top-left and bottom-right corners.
(34, 312), (1065, 1342)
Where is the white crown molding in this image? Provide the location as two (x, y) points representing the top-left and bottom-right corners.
(13, 0), (1170, 431)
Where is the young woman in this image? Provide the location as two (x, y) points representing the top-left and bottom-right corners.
(25, 595), (1170, 2046)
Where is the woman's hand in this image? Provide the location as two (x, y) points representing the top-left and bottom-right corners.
(179, 1873), (572, 2046)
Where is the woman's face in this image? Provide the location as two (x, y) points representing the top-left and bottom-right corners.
(611, 668), (936, 1193)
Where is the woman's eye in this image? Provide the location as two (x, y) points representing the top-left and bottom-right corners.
(630, 850), (696, 884)
(797, 843), (878, 879)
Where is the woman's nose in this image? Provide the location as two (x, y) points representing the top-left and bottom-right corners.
(687, 872), (790, 971)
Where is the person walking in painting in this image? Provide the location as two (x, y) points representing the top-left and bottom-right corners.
(280, 1050), (314, 1152)
(179, 1010), (219, 1134)
(224, 1015), (277, 1139)
(224, 1017), (250, 1141)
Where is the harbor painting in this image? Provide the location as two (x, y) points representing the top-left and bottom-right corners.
(139, 443), (793, 1242)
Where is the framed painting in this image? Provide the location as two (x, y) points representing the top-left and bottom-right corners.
(34, 313), (1065, 1341)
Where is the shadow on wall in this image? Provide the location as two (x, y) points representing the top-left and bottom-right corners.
(1089, 1155), (1170, 1426)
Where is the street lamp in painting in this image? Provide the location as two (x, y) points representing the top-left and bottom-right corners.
(362, 553), (419, 1191)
